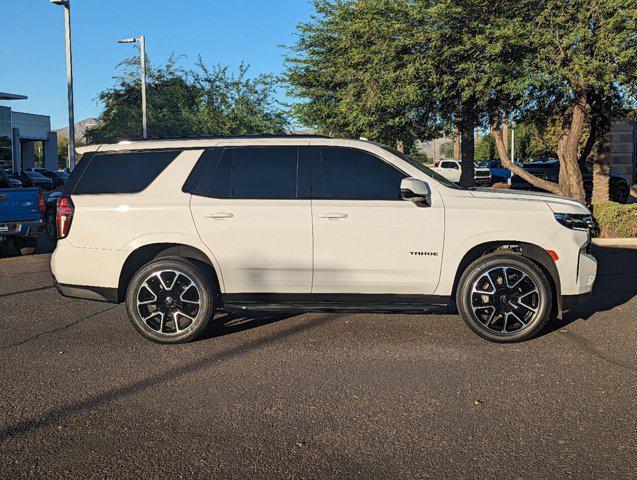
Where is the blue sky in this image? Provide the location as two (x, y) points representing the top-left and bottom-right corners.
(0, 0), (314, 129)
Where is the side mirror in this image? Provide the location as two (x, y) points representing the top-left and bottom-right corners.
(401, 178), (432, 207)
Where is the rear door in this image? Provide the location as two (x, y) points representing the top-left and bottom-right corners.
(190, 146), (313, 297)
(309, 146), (444, 296)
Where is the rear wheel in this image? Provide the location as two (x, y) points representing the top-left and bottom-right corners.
(13, 237), (37, 256)
(125, 257), (216, 344)
(456, 252), (552, 343)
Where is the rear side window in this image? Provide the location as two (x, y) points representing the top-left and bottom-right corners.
(317, 147), (406, 200)
(195, 146), (303, 199)
(70, 150), (180, 195)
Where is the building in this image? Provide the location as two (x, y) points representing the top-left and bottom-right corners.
(0, 92), (58, 173)
(609, 122), (637, 184)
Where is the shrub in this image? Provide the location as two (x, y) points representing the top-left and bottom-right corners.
(593, 202), (637, 238)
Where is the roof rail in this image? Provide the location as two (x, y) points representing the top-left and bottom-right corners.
(114, 134), (332, 142)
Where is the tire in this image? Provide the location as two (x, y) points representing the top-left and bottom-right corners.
(456, 252), (552, 343)
(125, 256), (216, 344)
(13, 237), (38, 256)
(45, 212), (57, 241)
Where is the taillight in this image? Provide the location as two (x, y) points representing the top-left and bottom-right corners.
(56, 196), (74, 239)
(38, 193), (46, 214)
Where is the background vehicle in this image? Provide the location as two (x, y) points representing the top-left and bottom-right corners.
(0, 172), (45, 255)
(431, 160), (492, 185)
(51, 137), (597, 345)
(487, 159), (523, 183)
(36, 168), (69, 190)
(3, 169), (55, 191)
(44, 190), (61, 241)
(510, 159), (631, 204)
(0, 169), (22, 188)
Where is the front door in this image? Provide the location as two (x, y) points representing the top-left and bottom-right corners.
(190, 146), (313, 297)
(310, 146), (444, 297)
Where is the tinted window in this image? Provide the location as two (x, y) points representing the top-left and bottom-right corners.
(233, 147), (298, 199)
(440, 161), (458, 169)
(71, 151), (179, 195)
(197, 147), (301, 199)
(317, 147), (405, 200)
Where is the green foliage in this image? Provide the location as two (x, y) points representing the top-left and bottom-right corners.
(594, 202), (637, 238)
(285, 0), (441, 149)
(439, 141), (454, 159)
(86, 55), (288, 144)
(474, 135), (496, 163)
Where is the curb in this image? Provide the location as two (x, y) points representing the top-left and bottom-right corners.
(592, 238), (637, 247)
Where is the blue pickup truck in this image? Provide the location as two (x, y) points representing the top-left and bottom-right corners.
(0, 170), (45, 255)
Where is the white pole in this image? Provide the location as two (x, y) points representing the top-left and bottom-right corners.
(140, 35), (148, 139)
(511, 127), (515, 164)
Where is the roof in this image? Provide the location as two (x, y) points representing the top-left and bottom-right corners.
(0, 92), (28, 100)
(76, 135), (332, 154)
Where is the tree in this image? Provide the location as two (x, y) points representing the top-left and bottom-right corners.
(285, 0), (441, 152)
(86, 55), (288, 144)
(489, 0), (637, 202)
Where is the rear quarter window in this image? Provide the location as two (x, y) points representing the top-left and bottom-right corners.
(68, 150), (180, 195)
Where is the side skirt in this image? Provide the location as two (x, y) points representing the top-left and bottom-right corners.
(222, 293), (451, 314)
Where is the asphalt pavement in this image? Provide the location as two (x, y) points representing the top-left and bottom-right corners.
(0, 240), (635, 479)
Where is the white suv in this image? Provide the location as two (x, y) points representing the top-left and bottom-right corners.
(51, 136), (597, 344)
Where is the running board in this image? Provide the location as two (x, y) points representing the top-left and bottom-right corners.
(223, 301), (450, 314)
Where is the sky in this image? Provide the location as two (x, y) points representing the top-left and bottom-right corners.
(0, 0), (315, 129)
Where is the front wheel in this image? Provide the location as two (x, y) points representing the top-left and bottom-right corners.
(456, 252), (552, 343)
(126, 257), (216, 344)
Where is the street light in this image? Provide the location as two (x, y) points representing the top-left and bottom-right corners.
(117, 35), (147, 139)
(50, 0), (76, 170)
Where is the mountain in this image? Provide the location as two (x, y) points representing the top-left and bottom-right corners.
(55, 118), (101, 143)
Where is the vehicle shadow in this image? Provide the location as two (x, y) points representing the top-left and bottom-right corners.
(199, 311), (299, 341)
(0, 236), (55, 259)
(542, 245), (637, 335)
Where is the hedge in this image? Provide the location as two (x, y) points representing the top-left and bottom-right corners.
(593, 202), (637, 238)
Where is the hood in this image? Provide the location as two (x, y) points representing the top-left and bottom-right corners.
(468, 187), (590, 214)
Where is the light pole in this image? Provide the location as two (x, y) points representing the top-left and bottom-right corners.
(50, 0), (76, 170)
(117, 35), (147, 139)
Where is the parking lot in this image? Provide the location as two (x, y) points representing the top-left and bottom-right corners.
(0, 241), (635, 479)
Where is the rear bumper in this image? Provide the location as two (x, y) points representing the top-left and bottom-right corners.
(0, 219), (44, 238)
(52, 274), (119, 303)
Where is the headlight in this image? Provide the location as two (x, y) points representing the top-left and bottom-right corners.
(554, 213), (594, 231)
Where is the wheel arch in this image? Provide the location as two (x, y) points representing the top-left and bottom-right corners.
(451, 241), (562, 316)
(117, 243), (221, 303)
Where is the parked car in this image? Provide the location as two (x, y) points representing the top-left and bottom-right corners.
(510, 158), (631, 204)
(487, 159), (523, 183)
(0, 172), (45, 255)
(44, 190), (62, 241)
(3, 169), (55, 191)
(0, 169), (22, 188)
(431, 160), (492, 185)
(36, 168), (69, 190)
(51, 136), (597, 345)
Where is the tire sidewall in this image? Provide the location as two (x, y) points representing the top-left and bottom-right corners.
(457, 255), (552, 343)
(126, 258), (215, 344)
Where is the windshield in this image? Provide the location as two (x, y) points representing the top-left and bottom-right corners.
(370, 142), (461, 190)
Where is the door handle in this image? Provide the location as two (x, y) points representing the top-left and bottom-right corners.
(318, 213), (349, 219)
(205, 212), (234, 219)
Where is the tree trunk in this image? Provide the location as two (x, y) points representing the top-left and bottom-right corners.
(453, 127), (461, 161)
(556, 97), (588, 202)
(459, 120), (475, 188)
(592, 132), (611, 205)
(490, 112), (562, 195)
(396, 139), (405, 153)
